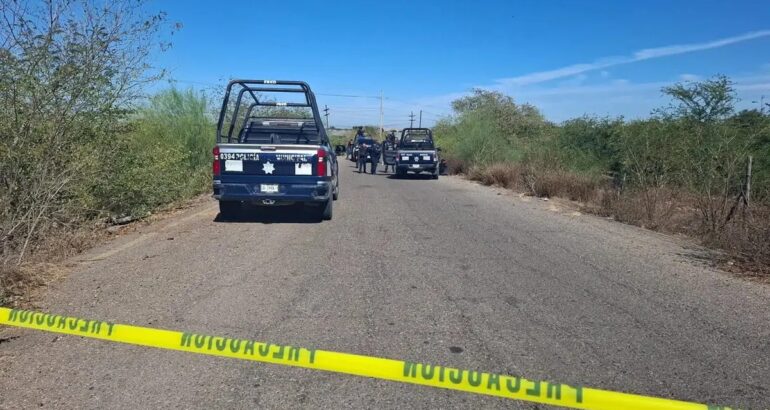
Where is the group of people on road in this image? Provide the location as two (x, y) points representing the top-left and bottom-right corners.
(346, 128), (399, 174)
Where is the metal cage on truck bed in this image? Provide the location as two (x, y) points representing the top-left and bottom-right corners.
(216, 80), (328, 144)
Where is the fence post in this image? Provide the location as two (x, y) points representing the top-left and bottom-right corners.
(746, 155), (753, 207)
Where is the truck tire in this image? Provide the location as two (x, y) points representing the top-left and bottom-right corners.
(333, 165), (340, 200)
(218, 201), (240, 217)
(321, 197), (333, 220)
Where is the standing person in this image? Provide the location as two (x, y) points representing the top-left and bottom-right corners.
(353, 127), (367, 163)
(382, 134), (397, 173)
(345, 139), (353, 160)
(369, 141), (381, 174)
(354, 127), (366, 143)
(357, 142), (369, 173)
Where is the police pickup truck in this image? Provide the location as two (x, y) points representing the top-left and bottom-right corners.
(395, 128), (440, 179)
(212, 80), (339, 220)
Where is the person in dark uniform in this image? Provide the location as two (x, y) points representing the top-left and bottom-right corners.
(369, 141), (381, 174)
(357, 142), (369, 173)
(382, 133), (397, 173)
(352, 127), (367, 162)
(354, 127), (366, 142)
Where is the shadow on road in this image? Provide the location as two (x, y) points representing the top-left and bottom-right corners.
(353, 170), (394, 176)
(386, 173), (436, 180)
(213, 204), (323, 224)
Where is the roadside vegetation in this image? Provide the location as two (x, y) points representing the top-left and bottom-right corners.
(434, 77), (770, 275)
(2, 1), (767, 306)
(0, 1), (213, 304)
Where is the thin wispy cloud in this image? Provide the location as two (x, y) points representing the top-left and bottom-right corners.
(633, 30), (770, 59)
(497, 30), (770, 86)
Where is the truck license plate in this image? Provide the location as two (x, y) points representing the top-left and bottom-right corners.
(411, 164), (420, 168)
(260, 184), (279, 193)
(225, 160), (243, 172)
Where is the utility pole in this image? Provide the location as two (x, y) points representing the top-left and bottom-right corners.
(379, 90), (383, 140)
(323, 105), (329, 129)
(409, 111), (415, 128)
(419, 110), (422, 128)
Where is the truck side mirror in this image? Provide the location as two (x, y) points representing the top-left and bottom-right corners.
(436, 147), (443, 152)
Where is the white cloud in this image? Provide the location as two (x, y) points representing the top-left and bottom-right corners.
(495, 30), (770, 86)
(633, 30), (770, 60)
(679, 73), (701, 82)
(497, 59), (623, 86)
(559, 73), (588, 86)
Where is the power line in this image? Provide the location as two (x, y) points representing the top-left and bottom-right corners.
(317, 93), (380, 99)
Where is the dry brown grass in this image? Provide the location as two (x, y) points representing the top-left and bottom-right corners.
(0, 223), (103, 306)
(443, 157), (469, 175)
(466, 162), (604, 203)
(595, 188), (695, 231)
(708, 207), (770, 276)
(467, 163), (524, 188)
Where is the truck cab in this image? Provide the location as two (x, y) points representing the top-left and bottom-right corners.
(212, 80), (339, 220)
(395, 128), (439, 179)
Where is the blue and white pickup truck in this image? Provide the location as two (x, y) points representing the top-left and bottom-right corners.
(395, 128), (440, 179)
(212, 80), (339, 220)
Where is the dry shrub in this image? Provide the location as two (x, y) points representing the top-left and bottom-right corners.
(709, 206), (770, 275)
(521, 166), (604, 202)
(443, 157), (468, 175)
(466, 165), (488, 184)
(0, 265), (44, 306)
(468, 163), (524, 188)
(597, 187), (689, 231)
(466, 163), (605, 203)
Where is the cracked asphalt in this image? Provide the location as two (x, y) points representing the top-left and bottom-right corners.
(1, 161), (769, 409)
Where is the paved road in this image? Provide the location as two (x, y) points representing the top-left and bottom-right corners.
(1, 161), (769, 409)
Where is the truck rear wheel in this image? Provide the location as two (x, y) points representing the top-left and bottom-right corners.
(218, 201), (241, 218)
(320, 197), (333, 220)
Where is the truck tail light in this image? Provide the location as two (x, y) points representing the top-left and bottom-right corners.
(316, 148), (327, 176)
(212, 146), (221, 176)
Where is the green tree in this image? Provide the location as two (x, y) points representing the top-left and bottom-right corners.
(659, 76), (754, 234)
(660, 75), (735, 122)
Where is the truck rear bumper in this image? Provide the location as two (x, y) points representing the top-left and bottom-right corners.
(397, 163), (438, 173)
(213, 179), (332, 203)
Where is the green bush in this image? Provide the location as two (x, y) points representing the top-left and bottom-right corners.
(93, 88), (214, 218)
(0, 0), (174, 265)
(434, 89), (549, 166)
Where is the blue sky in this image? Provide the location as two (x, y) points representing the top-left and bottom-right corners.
(154, 0), (770, 127)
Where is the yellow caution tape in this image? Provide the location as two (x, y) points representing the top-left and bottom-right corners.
(0, 307), (738, 410)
